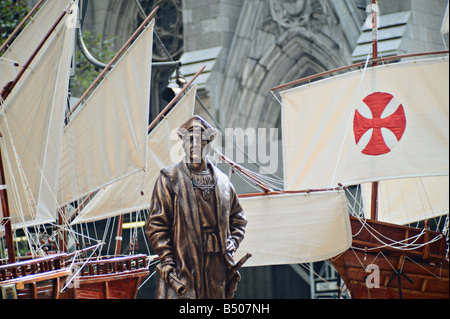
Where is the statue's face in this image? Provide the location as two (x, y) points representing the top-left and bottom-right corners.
(182, 127), (210, 164)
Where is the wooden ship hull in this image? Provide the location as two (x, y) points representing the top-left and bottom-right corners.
(0, 253), (71, 299)
(329, 216), (449, 299)
(61, 254), (149, 299)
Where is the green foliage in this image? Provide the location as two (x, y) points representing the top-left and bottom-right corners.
(70, 30), (117, 97)
(0, 0), (117, 98)
(0, 0), (30, 47)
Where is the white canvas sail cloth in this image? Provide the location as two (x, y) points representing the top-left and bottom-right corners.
(361, 176), (449, 225)
(281, 57), (449, 190)
(71, 86), (196, 224)
(234, 190), (351, 266)
(0, 5), (76, 229)
(58, 20), (154, 206)
(0, 0), (71, 90)
(441, 0), (449, 34)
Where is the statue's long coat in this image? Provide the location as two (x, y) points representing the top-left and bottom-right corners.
(145, 161), (247, 299)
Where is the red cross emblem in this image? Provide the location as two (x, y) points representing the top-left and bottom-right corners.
(353, 92), (406, 156)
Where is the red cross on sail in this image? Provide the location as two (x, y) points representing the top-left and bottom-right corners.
(353, 92), (406, 156)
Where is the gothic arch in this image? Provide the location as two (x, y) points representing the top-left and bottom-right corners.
(220, 2), (355, 131)
(256, 35), (351, 130)
(98, 0), (184, 121)
(103, 0), (139, 48)
(101, 0), (183, 61)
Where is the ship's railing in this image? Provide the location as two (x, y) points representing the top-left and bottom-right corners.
(0, 253), (67, 282)
(74, 254), (148, 277)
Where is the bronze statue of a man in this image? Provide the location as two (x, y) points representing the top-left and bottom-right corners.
(145, 115), (248, 299)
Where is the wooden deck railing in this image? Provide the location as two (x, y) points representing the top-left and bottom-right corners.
(0, 253), (68, 281)
(74, 254), (148, 277)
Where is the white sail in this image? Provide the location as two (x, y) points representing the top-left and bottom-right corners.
(71, 85), (196, 224)
(281, 57), (449, 191)
(0, 0), (71, 90)
(441, 0), (449, 34)
(361, 176), (449, 225)
(0, 5), (76, 229)
(58, 20), (154, 206)
(234, 190), (351, 267)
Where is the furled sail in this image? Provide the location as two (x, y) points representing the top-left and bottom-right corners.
(71, 85), (196, 224)
(58, 20), (154, 206)
(360, 176), (449, 225)
(0, 4), (77, 229)
(281, 57), (449, 191)
(0, 0), (71, 90)
(234, 190), (351, 266)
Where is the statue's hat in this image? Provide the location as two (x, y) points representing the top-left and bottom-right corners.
(177, 115), (217, 141)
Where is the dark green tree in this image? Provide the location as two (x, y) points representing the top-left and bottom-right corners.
(0, 0), (30, 48)
(70, 31), (117, 97)
(1, 0), (116, 98)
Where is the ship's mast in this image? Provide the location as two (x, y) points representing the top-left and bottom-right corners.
(0, 145), (16, 264)
(371, 0), (379, 66)
(370, 0), (379, 221)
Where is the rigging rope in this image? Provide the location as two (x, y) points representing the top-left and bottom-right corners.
(329, 50), (372, 188)
(61, 242), (104, 292)
(350, 208), (444, 252)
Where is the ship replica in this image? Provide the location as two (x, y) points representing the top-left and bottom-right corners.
(0, 0), (176, 299)
(2, 0), (448, 300)
(229, 1), (448, 299)
(270, 45), (450, 297)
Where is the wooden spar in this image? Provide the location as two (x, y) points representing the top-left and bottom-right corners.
(58, 207), (67, 253)
(0, 8), (70, 265)
(371, 0), (379, 66)
(66, 192), (94, 223)
(0, 9), (69, 101)
(65, 6), (159, 120)
(270, 50), (449, 92)
(0, 136), (16, 264)
(0, 0), (46, 54)
(216, 151), (272, 193)
(147, 65), (206, 133)
(271, 61), (369, 92)
(370, 181), (379, 220)
(114, 214), (124, 256)
(370, 0), (379, 220)
(237, 187), (342, 199)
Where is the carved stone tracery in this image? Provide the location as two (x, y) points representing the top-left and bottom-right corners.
(137, 0), (183, 61)
(220, 0), (355, 130)
(268, 0), (338, 44)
